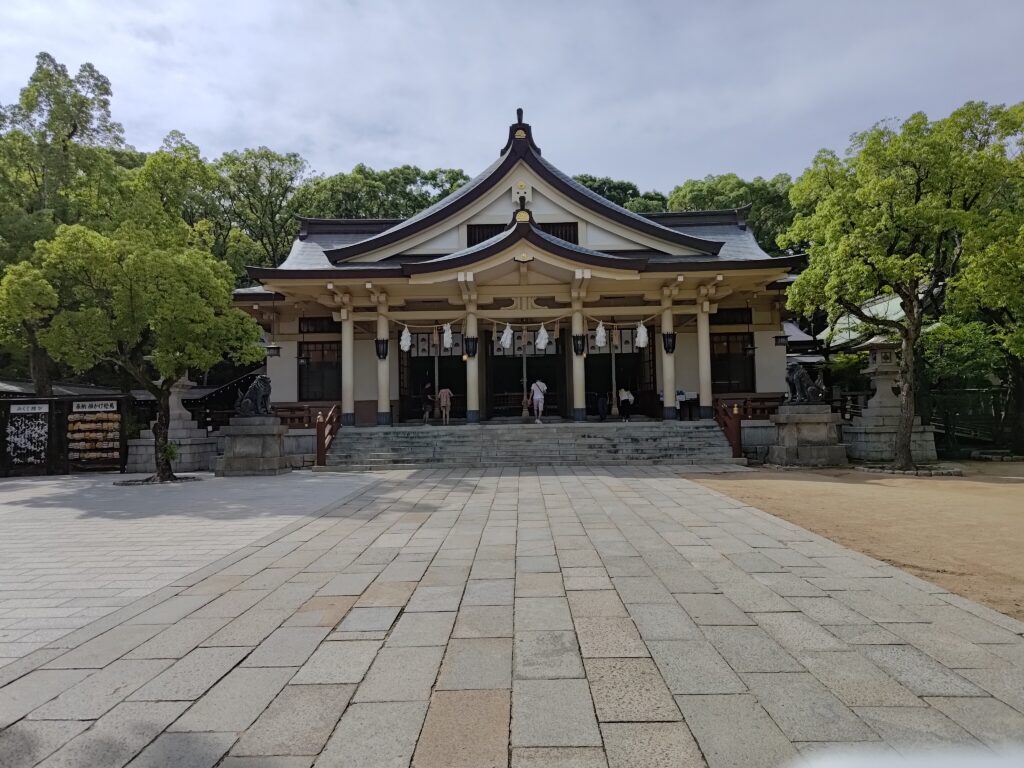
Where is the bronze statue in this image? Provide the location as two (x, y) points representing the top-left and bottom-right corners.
(786, 362), (825, 404)
(235, 374), (273, 416)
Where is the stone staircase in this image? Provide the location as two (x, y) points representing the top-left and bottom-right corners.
(316, 420), (740, 471)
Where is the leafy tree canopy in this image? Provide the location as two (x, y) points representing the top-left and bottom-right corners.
(294, 164), (469, 220)
(572, 174), (667, 213)
(782, 101), (1024, 466)
(668, 173), (794, 254)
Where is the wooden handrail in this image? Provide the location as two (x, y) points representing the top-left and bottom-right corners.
(713, 400), (743, 459)
(315, 405), (341, 466)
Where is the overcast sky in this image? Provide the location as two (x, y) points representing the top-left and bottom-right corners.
(2, 0), (1022, 191)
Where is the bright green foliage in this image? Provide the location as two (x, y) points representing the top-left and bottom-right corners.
(782, 101), (1024, 466)
(0, 52), (127, 264)
(0, 260), (59, 392)
(922, 322), (1004, 388)
(294, 164), (469, 220)
(36, 224), (264, 479)
(668, 173), (793, 254)
(216, 147), (309, 267)
(572, 174), (667, 213)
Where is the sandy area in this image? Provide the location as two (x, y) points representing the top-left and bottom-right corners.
(692, 462), (1024, 620)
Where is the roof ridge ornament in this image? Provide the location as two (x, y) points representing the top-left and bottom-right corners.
(501, 106), (541, 156)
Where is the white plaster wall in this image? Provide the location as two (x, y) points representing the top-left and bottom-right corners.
(268, 340), (298, 402)
(406, 227), (461, 254)
(585, 223), (641, 251)
(754, 331), (787, 393)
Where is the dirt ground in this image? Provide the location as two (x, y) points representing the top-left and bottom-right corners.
(692, 461), (1024, 620)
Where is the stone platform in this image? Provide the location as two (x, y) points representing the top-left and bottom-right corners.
(214, 416), (291, 476)
(768, 404), (847, 467)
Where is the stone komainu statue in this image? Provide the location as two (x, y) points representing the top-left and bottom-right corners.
(786, 362), (825, 404)
(235, 374), (273, 417)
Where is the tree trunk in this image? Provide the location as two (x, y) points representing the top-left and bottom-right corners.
(893, 327), (918, 470)
(151, 387), (176, 482)
(28, 335), (52, 397)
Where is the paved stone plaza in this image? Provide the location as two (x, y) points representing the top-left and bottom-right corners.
(1, 466), (1023, 767)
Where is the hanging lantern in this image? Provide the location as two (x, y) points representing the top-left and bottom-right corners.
(536, 323), (549, 351)
(400, 325), (413, 352)
(662, 332), (677, 354)
(464, 337), (479, 357)
(635, 321), (649, 348)
(432, 326), (439, 348)
(442, 323), (453, 349)
(595, 321), (607, 349)
(572, 334), (587, 356)
(375, 339), (389, 360)
(500, 323), (514, 349)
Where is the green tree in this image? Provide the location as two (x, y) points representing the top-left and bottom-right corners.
(0, 52), (126, 263)
(0, 261), (58, 394)
(782, 102), (1024, 468)
(572, 174), (641, 207)
(217, 147), (308, 267)
(947, 210), (1024, 447)
(293, 164), (469, 220)
(668, 173), (793, 254)
(624, 191), (668, 213)
(37, 224), (263, 481)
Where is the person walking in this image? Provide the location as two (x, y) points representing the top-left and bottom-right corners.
(437, 384), (454, 425)
(618, 386), (634, 422)
(529, 379), (547, 424)
(422, 381), (434, 425)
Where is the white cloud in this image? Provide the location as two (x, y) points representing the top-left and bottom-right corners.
(2, 0), (1021, 190)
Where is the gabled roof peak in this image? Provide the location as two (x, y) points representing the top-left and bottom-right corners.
(500, 106), (542, 156)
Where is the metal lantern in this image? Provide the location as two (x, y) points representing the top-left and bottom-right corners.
(262, 340), (281, 358)
(774, 334), (788, 347)
(464, 336), (479, 358)
(662, 332), (677, 354)
(375, 339), (389, 360)
(572, 334), (587, 356)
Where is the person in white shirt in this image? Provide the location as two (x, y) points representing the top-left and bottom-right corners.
(618, 387), (635, 422)
(529, 379), (547, 424)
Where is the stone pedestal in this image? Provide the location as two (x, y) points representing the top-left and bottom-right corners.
(768, 404), (848, 467)
(214, 416), (291, 476)
(127, 377), (218, 473)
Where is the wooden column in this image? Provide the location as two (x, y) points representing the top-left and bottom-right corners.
(661, 306), (677, 420)
(697, 302), (713, 418)
(376, 302), (391, 425)
(571, 305), (586, 421)
(465, 308), (480, 423)
(340, 310), (355, 426)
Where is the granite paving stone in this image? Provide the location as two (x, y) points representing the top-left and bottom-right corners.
(601, 722), (704, 768)
(648, 640), (745, 694)
(29, 659), (172, 720)
(317, 701), (427, 767)
(192, 590), (272, 619)
(574, 617), (648, 658)
(516, 573), (565, 598)
(515, 597), (574, 630)
(796, 650), (922, 707)
(316, 572), (376, 596)
(511, 679), (601, 747)
(741, 672), (878, 742)
(511, 747), (608, 768)
(242, 627), (330, 667)
(437, 638), (512, 689)
(702, 625), (803, 673)
(128, 646), (251, 701)
(352, 646), (444, 702)
(0, 719), (90, 768)
(282, 596), (355, 628)
(0, 669), (93, 728)
(126, 618), (231, 659)
(860, 644), (984, 696)
(334, 607), (400, 633)
(924, 695), (1024, 747)
(220, 758), (313, 768)
(44, 624), (165, 669)
(514, 630), (585, 679)
(124, 731), (235, 768)
(231, 684), (355, 756)
(388, 611), (456, 646)
(201, 609), (291, 647)
(675, 694), (797, 768)
(852, 706), (978, 752)
(168, 666), (293, 731)
(412, 690), (510, 768)
(453, 605), (514, 638)
(34, 701), (189, 768)
(676, 594), (753, 626)
(405, 585), (466, 611)
(752, 612), (847, 652)
(567, 591), (628, 618)
(584, 658), (680, 722)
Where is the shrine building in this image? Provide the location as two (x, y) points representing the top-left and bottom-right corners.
(236, 110), (800, 426)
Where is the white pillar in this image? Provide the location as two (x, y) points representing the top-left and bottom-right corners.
(376, 307), (391, 425)
(661, 307), (676, 420)
(571, 307), (586, 421)
(340, 311), (355, 426)
(697, 303), (713, 418)
(610, 328), (619, 418)
(465, 309), (480, 423)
